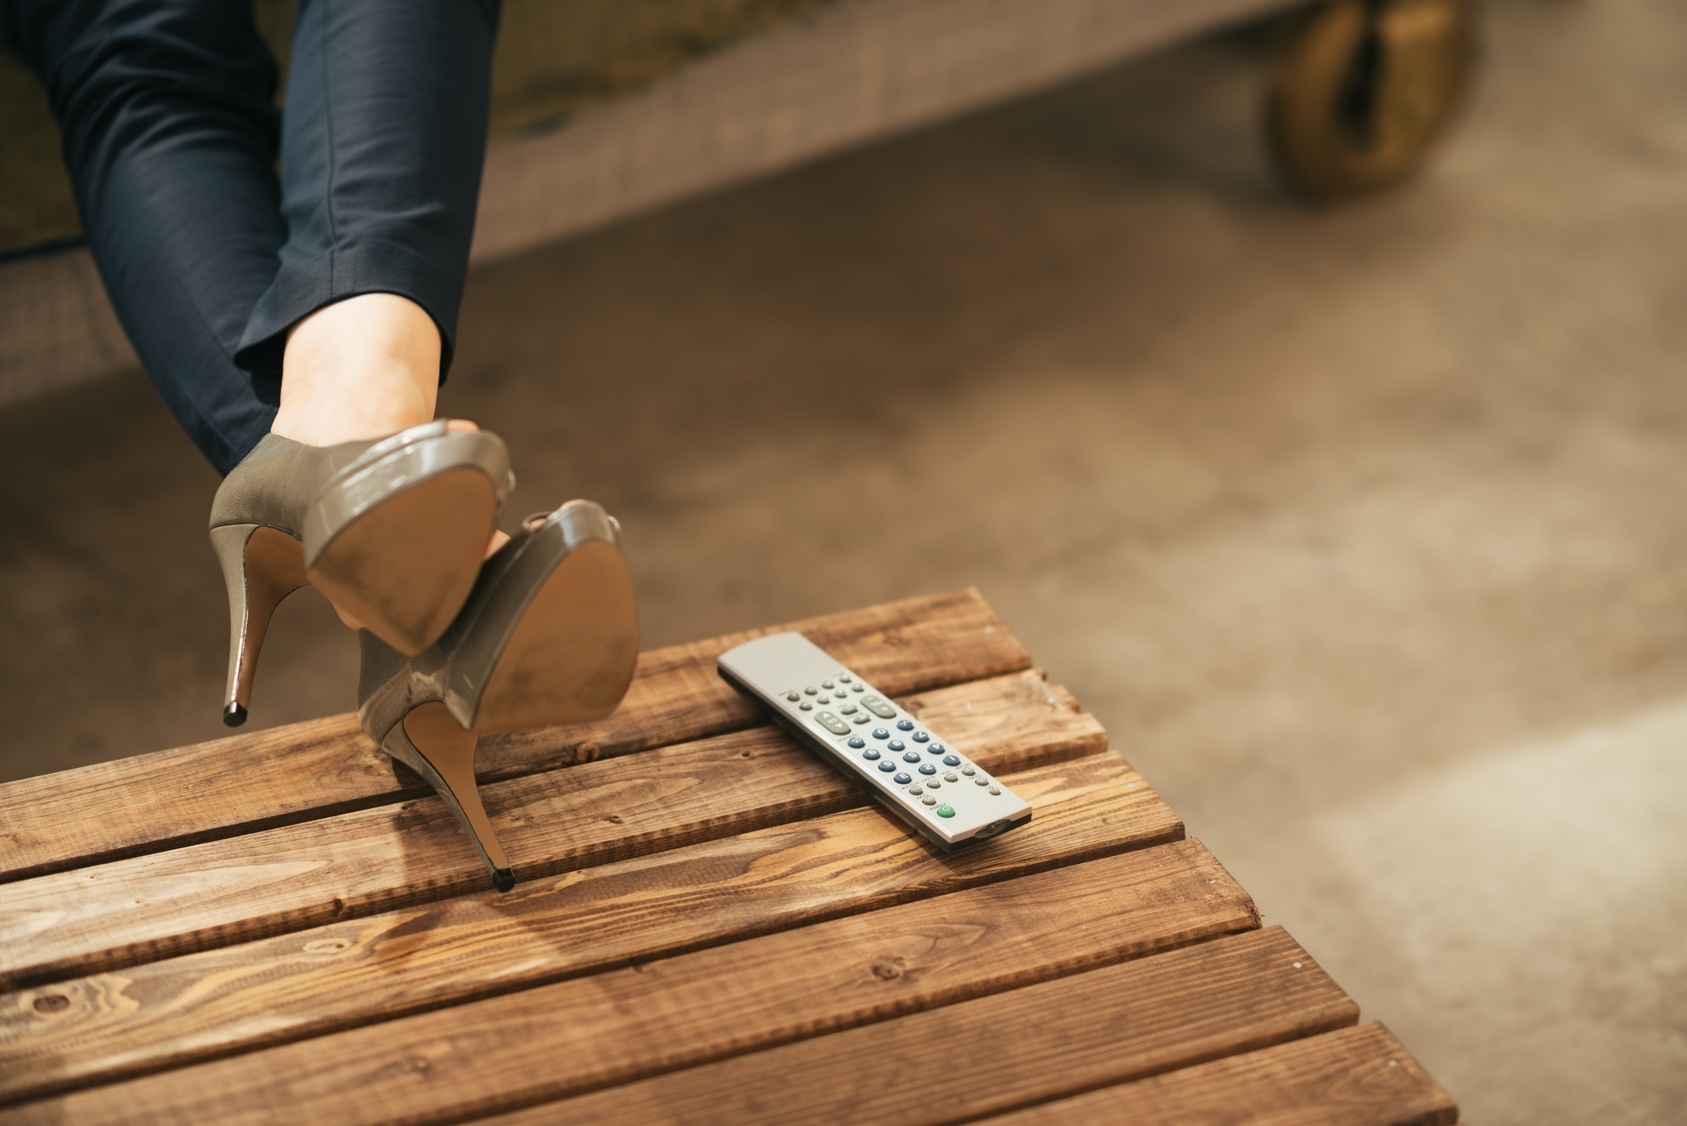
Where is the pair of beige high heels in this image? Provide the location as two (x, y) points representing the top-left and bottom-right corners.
(209, 420), (638, 891)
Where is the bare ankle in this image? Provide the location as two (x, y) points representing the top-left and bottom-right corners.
(272, 293), (445, 446)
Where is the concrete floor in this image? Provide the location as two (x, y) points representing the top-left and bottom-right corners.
(2, 0), (1684, 1119)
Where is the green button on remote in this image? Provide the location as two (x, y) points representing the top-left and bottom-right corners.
(936, 804), (955, 818)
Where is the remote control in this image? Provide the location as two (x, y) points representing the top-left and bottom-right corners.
(718, 632), (1032, 850)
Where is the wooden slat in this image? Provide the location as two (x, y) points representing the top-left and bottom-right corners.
(0, 670), (1098, 991)
(0, 588), (1028, 882)
(970, 1022), (1458, 1126)
(474, 927), (1358, 1126)
(0, 754), (1176, 1104)
(3, 840), (1254, 1118)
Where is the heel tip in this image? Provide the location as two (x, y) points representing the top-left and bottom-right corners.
(492, 868), (516, 893)
(223, 703), (248, 728)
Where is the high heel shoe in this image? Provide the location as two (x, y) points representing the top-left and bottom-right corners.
(356, 499), (639, 891)
(209, 420), (512, 726)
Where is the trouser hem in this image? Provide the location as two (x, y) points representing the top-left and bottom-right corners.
(234, 236), (462, 383)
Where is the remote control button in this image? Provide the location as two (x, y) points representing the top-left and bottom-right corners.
(853, 714), (870, 724)
(860, 695), (897, 719)
(908, 785), (923, 795)
(942, 754), (961, 766)
(815, 712), (850, 735)
(804, 687), (818, 696)
(911, 731), (929, 743)
(873, 728), (891, 740)
(989, 786), (1002, 795)
(922, 796), (938, 807)
(926, 780), (941, 789)
(927, 743), (946, 755)
(937, 804), (955, 818)
(799, 702), (813, 711)
(863, 748), (880, 760)
(840, 704), (858, 715)
(894, 772), (912, 785)
(785, 692), (800, 702)
(847, 736), (865, 748)
(943, 772), (958, 782)
(851, 683), (865, 693)
(961, 766), (976, 776)
(975, 777), (989, 786)
(888, 740), (906, 752)
(896, 719), (914, 731)
(821, 680), (834, 689)
(901, 751), (920, 763)
(877, 760), (896, 773)
(839, 674), (852, 682)
(918, 763), (937, 775)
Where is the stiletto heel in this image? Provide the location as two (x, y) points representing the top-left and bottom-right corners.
(383, 703), (513, 891)
(210, 523), (308, 726)
(209, 420), (512, 725)
(358, 500), (639, 890)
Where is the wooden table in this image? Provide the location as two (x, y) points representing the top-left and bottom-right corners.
(0, 590), (1458, 1124)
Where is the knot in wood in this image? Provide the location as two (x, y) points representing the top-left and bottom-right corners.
(870, 957), (905, 982)
(33, 994), (70, 1013)
(576, 742), (601, 763)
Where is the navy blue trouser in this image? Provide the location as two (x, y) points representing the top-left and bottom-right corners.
(1, 0), (499, 473)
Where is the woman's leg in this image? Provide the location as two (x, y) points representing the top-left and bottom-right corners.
(254, 0), (501, 449)
(3, 0), (288, 473)
(274, 0), (508, 621)
(4, 0), (501, 470)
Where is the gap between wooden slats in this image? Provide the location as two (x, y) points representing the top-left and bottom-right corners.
(0, 668), (1100, 991)
(471, 927), (1360, 1126)
(0, 753), (1176, 1105)
(4, 839), (1255, 1121)
(971, 1021), (1459, 1126)
(0, 588), (1030, 882)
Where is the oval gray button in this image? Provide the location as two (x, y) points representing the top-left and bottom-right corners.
(814, 712), (850, 735)
(860, 695), (897, 719)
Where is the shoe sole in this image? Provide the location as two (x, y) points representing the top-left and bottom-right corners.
(476, 536), (640, 734)
(309, 468), (499, 655)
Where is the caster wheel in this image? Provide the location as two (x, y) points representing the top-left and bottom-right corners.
(1268, 0), (1476, 198)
